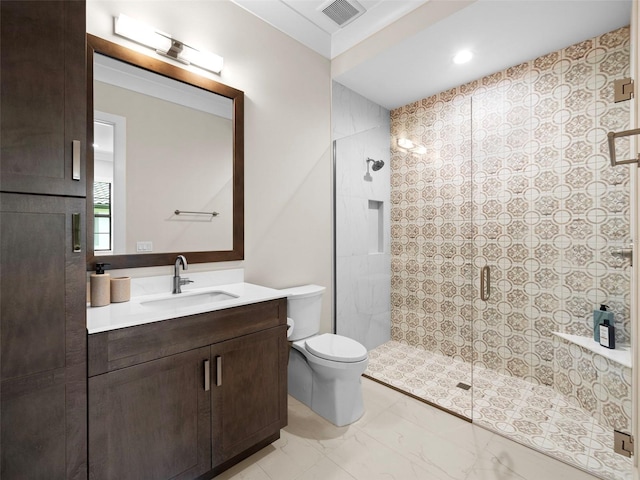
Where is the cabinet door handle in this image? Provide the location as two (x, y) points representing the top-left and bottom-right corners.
(204, 359), (210, 391)
(72, 140), (81, 181)
(480, 265), (490, 301)
(72, 213), (81, 253)
(215, 356), (222, 387)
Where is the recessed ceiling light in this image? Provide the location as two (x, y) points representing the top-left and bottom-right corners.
(453, 50), (473, 64)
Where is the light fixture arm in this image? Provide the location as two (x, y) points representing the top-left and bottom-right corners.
(114, 14), (224, 74)
(165, 39), (184, 60)
(156, 39), (190, 66)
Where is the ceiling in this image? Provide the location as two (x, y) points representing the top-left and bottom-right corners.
(232, 0), (633, 110)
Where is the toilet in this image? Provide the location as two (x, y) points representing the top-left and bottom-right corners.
(281, 284), (368, 427)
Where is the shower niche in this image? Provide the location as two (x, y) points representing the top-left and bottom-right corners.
(368, 200), (384, 254)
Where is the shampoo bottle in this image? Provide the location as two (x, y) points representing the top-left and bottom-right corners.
(90, 262), (111, 307)
(593, 305), (613, 342)
(599, 319), (616, 349)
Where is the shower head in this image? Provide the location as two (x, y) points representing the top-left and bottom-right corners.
(367, 158), (385, 172)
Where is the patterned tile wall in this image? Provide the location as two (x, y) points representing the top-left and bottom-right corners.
(390, 27), (631, 431)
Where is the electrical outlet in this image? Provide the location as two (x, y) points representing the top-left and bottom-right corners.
(136, 241), (153, 252)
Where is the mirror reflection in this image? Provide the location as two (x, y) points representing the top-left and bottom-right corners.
(87, 34), (244, 270)
(93, 53), (234, 256)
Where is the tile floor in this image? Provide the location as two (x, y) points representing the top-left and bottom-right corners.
(365, 340), (632, 480)
(214, 377), (613, 480)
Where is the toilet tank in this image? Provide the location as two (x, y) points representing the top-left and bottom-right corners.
(279, 284), (325, 341)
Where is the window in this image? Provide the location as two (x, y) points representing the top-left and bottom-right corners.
(94, 181), (112, 251)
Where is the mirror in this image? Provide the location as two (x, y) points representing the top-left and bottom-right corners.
(86, 34), (244, 270)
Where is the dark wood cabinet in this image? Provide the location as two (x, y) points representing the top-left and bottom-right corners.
(88, 299), (288, 480)
(0, 0), (86, 197)
(0, 0), (87, 477)
(89, 348), (212, 480)
(0, 193), (87, 479)
(211, 327), (288, 472)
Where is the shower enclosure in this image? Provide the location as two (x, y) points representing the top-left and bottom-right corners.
(334, 26), (633, 480)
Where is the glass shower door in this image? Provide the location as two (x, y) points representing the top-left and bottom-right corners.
(470, 28), (634, 480)
(383, 95), (475, 419)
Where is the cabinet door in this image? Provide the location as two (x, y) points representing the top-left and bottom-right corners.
(211, 326), (288, 468)
(0, 193), (87, 479)
(89, 347), (211, 480)
(0, 0), (86, 196)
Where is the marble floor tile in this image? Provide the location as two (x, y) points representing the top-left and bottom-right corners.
(255, 429), (325, 480)
(214, 377), (623, 480)
(361, 409), (478, 480)
(325, 429), (446, 480)
(293, 457), (357, 480)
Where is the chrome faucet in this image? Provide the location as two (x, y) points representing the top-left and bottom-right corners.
(173, 255), (193, 294)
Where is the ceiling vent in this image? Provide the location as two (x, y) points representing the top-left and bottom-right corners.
(320, 0), (365, 27)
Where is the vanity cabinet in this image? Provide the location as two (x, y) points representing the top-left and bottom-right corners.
(0, 193), (87, 479)
(89, 347), (212, 480)
(1, 1), (88, 477)
(88, 299), (288, 480)
(211, 327), (286, 470)
(0, 0), (86, 196)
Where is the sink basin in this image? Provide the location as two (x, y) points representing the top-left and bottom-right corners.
(140, 291), (238, 309)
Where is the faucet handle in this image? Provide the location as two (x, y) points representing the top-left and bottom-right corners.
(179, 277), (194, 286)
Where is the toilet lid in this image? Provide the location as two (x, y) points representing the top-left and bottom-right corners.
(305, 334), (367, 362)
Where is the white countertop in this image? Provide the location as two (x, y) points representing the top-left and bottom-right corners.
(87, 282), (287, 334)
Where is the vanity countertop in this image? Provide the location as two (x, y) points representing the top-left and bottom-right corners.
(87, 282), (287, 334)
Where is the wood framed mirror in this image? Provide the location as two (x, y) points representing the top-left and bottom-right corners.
(86, 34), (244, 270)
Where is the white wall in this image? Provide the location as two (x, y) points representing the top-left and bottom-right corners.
(87, 0), (333, 332)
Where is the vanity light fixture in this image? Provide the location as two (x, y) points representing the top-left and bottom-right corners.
(114, 14), (224, 74)
(397, 137), (426, 155)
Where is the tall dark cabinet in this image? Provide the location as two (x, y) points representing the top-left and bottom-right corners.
(0, 1), (87, 479)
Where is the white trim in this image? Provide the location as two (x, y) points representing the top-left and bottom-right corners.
(95, 111), (127, 255)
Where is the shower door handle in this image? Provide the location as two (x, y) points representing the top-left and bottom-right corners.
(480, 266), (490, 301)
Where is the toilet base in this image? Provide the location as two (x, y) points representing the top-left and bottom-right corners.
(310, 371), (365, 427)
(288, 347), (367, 427)
(288, 346), (313, 406)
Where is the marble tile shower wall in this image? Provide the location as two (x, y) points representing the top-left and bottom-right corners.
(333, 82), (392, 350)
(390, 27), (631, 430)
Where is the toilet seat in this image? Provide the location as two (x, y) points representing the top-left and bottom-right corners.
(304, 333), (367, 363)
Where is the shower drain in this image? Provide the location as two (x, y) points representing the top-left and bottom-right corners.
(456, 382), (471, 390)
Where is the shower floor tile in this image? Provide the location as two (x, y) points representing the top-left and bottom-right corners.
(366, 340), (631, 480)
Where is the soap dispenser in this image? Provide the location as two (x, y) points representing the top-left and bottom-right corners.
(90, 262), (111, 307)
(599, 319), (616, 349)
(593, 305), (613, 342)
